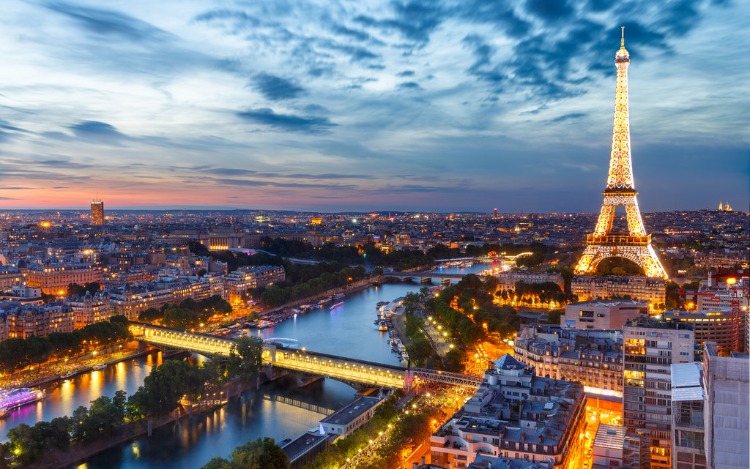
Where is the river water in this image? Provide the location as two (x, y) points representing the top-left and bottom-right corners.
(1, 263), (488, 468)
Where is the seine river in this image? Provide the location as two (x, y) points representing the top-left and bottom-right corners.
(1, 263), (488, 468)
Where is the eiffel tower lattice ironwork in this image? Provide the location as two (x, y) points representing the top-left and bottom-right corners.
(575, 28), (668, 279)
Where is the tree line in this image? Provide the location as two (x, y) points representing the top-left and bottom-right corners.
(256, 265), (367, 308)
(137, 295), (232, 330)
(192, 236), (550, 274)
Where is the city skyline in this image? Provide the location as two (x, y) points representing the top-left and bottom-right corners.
(1, 0), (748, 213)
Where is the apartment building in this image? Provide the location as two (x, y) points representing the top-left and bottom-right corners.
(622, 317), (694, 469)
(430, 355), (586, 469)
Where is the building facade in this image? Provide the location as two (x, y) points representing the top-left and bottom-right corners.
(90, 200), (104, 226)
(573, 276), (666, 307)
(562, 301), (648, 330)
(514, 325), (623, 397)
(69, 291), (114, 329)
(622, 317), (694, 469)
(26, 265), (103, 295)
(663, 309), (745, 355)
(0, 302), (75, 341)
(670, 362), (705, 469)
(702, 342), (749, 469)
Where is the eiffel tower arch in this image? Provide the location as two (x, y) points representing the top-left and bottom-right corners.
(575, 28), (668, 280)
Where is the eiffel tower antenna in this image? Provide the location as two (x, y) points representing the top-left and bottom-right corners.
(575, 31), (668, 279)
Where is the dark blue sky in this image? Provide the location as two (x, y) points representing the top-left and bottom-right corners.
(0, 0), (747, 212)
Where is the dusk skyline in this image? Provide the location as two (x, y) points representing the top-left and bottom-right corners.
(1, 0), (748, 213)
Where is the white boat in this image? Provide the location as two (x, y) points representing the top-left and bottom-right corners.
(92, 364), (107, 371)
(257, 319), (274, 329)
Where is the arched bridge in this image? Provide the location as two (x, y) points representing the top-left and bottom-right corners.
(129, 323), (481, 390)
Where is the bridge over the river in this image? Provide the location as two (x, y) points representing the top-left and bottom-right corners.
(130, 323), (481, 390)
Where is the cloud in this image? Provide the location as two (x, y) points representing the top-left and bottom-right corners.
(331, 24), (371, 42)
(252, 73), (305, 101)
(398, 81), (422, 90)
(0, 197), (19, 200)
(524, 0), (574, 22)
(463, 35), (504, 86)
(0, 120), (26, 133)
(45, 2), (170, 42)
(354, 0), (444, 45)
(203, 168), (258, 177)
(396, 70), (415, 77)
(215, 178), (354, 189)
(68, 121), (128, 144)
(236, 108), (336, 133)
(550, 112), (587, 123)
(453, 2), (531, 38)
(284, 173), (374, 180)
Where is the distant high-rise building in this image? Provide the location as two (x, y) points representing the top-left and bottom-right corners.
(574, 28), (668, 279)
(90, 200), (104, 226)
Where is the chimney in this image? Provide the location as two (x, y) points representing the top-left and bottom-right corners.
(421, 456), (426, 466)
(446, 462), (451, 469)
(412, 464), (418, 469)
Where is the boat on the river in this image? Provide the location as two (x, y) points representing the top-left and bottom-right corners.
(378, 321), (388, 332)
(334, 292), (345, 300)
(61, 370), (77, 380)
(93, 363), (107, 371)
(257, 319), (275, 329)
(0, 388), (46, 416)
(330, 301), (344, 310)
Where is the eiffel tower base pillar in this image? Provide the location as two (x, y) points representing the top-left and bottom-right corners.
(574, 243), (667, 279)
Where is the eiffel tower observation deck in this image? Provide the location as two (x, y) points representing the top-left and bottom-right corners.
(575, 28), (668, 279)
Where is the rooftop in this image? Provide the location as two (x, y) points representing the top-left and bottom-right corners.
(281, 430), (330, 462)
(593, 424), (626, 450)
(671, 362), (704, 402)
(320, 396), (380, 427)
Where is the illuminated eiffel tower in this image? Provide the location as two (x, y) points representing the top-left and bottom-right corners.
(575, 28), (668, 279)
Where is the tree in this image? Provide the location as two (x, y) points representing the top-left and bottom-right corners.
(230, 438), (290, 469)
(227, 337), (264, 382)
(139, 307), (163, 323)
(201, 457), (233, 469)
(6, 424), (39, 466)
(129, 359), (192, 416)
(547, 309), (563, 325)
(406, 336), (433, 367)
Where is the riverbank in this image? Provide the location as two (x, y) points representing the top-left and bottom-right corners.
(27, 378), (257, 469)
(0, 342), (157, 391)
(256, 275), (383, 324)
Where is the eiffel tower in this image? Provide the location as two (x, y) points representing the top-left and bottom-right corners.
(575, 28), (668, 279)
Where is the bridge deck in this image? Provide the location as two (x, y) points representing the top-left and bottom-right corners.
(131, 323), (480, 390)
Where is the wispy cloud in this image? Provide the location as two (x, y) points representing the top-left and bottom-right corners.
(252, 73), (305, 101)
(236, 108), (336, 133)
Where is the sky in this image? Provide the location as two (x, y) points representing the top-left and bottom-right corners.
(0, 0), (748, 213)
